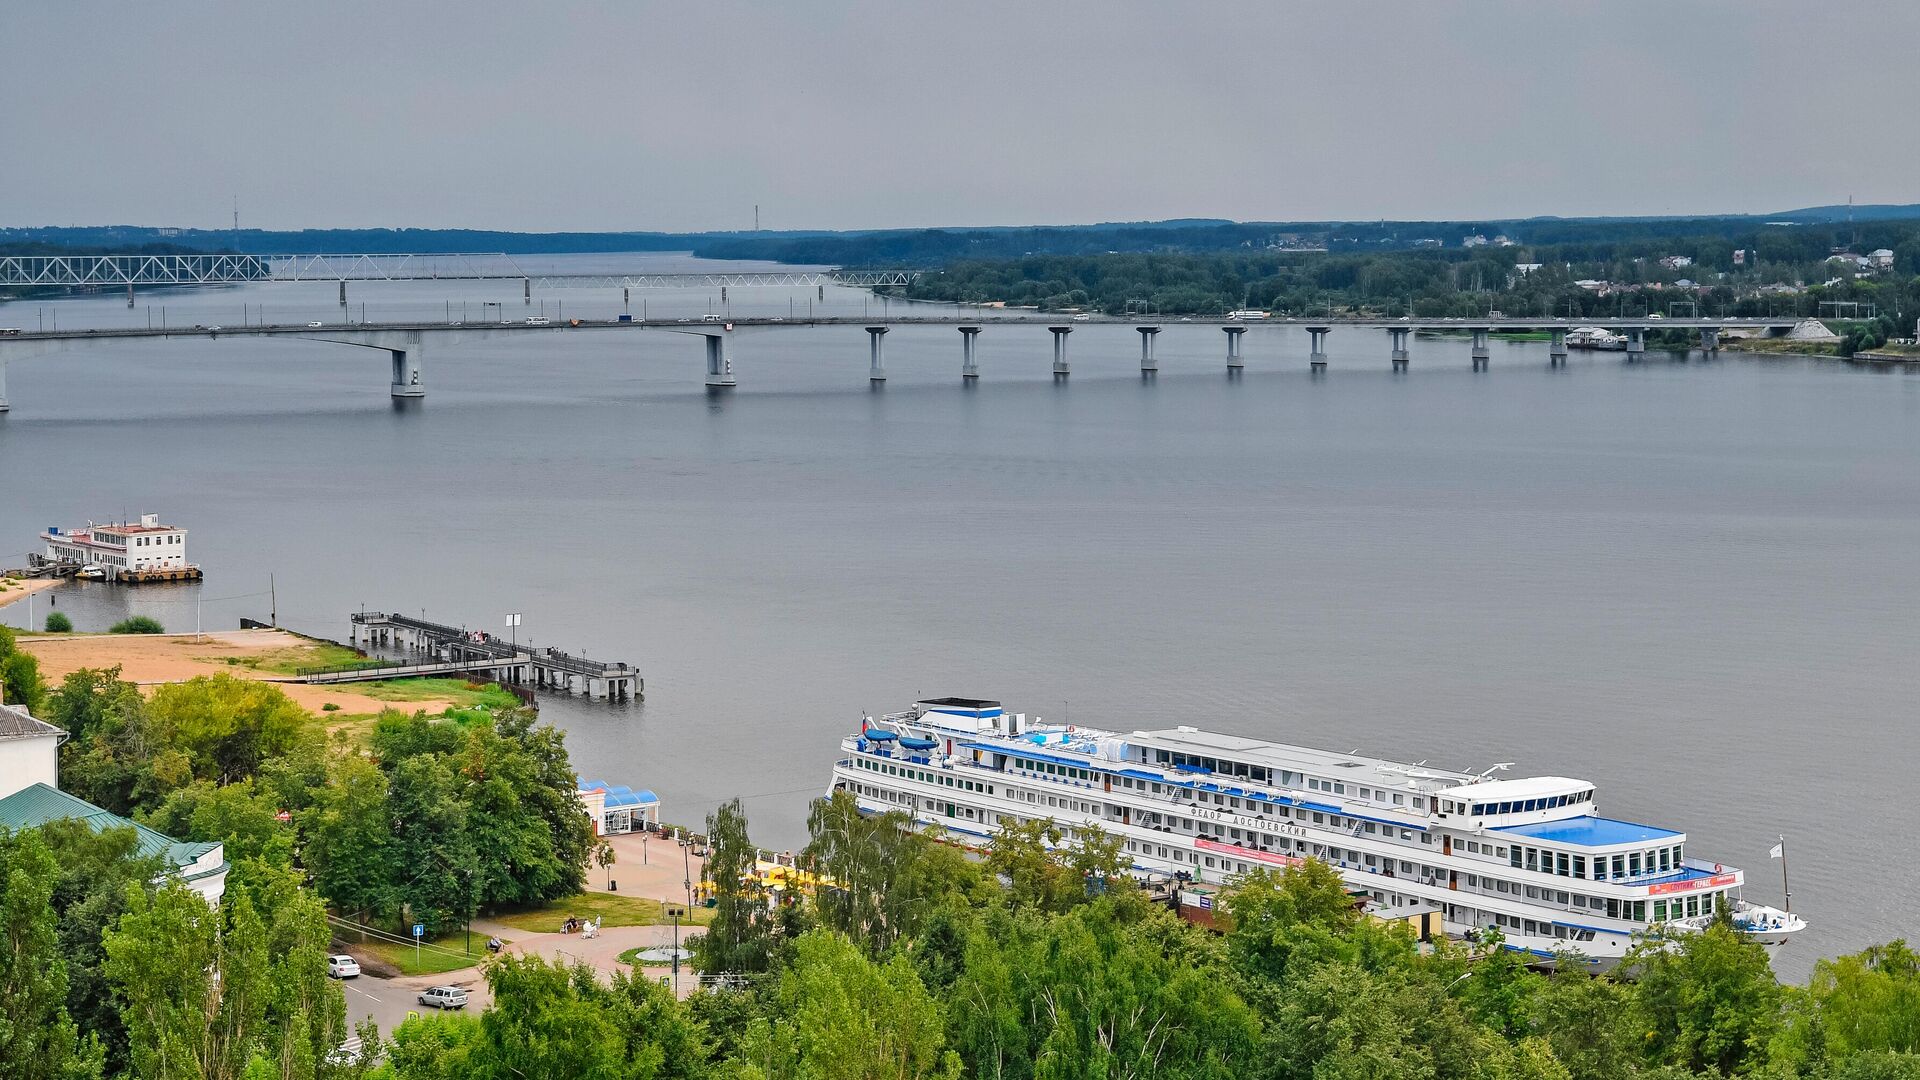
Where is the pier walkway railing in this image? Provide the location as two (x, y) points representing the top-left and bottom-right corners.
(347, 610), (640, 701)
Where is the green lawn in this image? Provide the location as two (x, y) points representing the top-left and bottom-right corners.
(358, 930), (495, 977)
(488, 892), (714, 935)
(212, 640), (379, 675)
(353, 679), (521, 709)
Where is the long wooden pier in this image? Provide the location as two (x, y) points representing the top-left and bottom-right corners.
(327, 611), (641, 701)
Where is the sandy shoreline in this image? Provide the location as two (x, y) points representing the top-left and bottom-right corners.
(19, 628), (456, 715)
(0, 577), (64, 612)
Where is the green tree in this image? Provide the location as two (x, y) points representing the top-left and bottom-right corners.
(105, 881), (252, 1080)
(1525, 966), (1644, 1080)
(0, 625), (47, 714)
(301, 755), (398, 924)
(145, 674), (321, 791)
(143, 778), (290, 865)
(985, 817), (1128, 914)
(36, 819), (164, 1076)
(733, 930), (961, 1080)
(696, 798), (776, 977)
(804, 791), (981, 957)
(0, 828), (105, 1080)
(384, 755), (477, 935)
(1629, 922), (1782, 1075)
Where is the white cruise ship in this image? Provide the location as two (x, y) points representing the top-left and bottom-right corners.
(826, 698), (1805, 967)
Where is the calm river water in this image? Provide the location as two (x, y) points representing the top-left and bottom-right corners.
(3, 254), (1915, 978)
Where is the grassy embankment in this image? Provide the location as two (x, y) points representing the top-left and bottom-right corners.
(487, 892), (716, 935)
(358, 929), (501, 977)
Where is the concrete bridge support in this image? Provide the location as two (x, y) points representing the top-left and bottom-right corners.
(1469, 327), (1491, 369)
(523, 278), (531, 305)
(959, 326), (981, 379)
(1700, 327), (1719, 353)
(1050, 326), (1072, 379)
(338, 280), (347, 308)
(127, 282), (135, 309)
(1626, 327), (1646, 360)
(1224, 325), (1246, 370)
(1138, 326), (1160, 374)
(0, 360), (8, 413)
(704, 334), (735, 388)
(867, 326), (888, 382)
(388, 335), (425, 399)
(1389, 327), (1411, 367)
(1306, 326), (1330, 369)
(1549, 330), (1568, 364)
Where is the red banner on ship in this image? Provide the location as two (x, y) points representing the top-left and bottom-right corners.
(1195, 838), (1303, 868)
(1648, 873), (1737, 895)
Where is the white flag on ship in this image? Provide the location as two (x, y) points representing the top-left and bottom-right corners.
(1769, 842), (1783, 859)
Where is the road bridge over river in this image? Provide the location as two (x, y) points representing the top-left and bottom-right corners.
(0, 313), (1804, 410)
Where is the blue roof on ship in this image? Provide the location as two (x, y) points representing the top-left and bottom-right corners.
(959, 741), (1093, 770)
(1495, 815), (1680, 848)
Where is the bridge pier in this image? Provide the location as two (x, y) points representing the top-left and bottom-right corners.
(959, 325), (981, 379)
(1469, 326), (1491, 369)
(1050, 325), (1072, 379)
(1626, 327), (1646, 360)
(524, 278), (531, 305)
(1138, 326), (1160, 374)
(127, 282), (135, 309)
(1549, 329), (1568, 364)
(1700, 327), (1719, 353)
(1306, 326), (1330, 369)
(0, 360), (8, 413)
(388, 339), (425, 399)
(867, 325), (888, 382)
(339, 280), (347, 308)
(704, 333), (735, 388)
(1389, 326), (1411, 367)
(1224, 325), (1246, 370)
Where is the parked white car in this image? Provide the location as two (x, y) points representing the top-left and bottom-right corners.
(326, 954), (360, 979)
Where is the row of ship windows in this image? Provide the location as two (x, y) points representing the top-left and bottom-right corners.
(1509, 843), (1686, 881)
(853, 757), (996, 796)
(1463, 873), (1668, 922)
(130, 535), (180, 547)
(1141, 753), (1428, 810)
(1484, 913), (1600, 942)
(1459, 790), (1592, 816)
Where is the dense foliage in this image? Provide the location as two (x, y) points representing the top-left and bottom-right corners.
(381, 791), (1920, 1080)
(890, 218), (1920, 351)
(2, 666), (597, 1078)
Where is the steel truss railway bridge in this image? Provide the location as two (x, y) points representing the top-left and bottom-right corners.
(0, 252), (918, 291)
(0, 311), (1802, 411)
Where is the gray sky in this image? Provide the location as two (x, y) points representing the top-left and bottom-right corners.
(4, 1), (1915, 232)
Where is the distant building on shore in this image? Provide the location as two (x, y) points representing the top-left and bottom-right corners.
(0, 703), (228, 903)
(39, 513), (199, 582)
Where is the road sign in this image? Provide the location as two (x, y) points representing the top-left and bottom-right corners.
(506, 613), (521, 627)
(275, 809), (292, 823)
(412, 923), (425, 938)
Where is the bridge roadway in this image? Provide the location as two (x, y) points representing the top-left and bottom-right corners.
(0, 314), (1800, 409)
